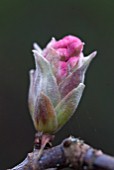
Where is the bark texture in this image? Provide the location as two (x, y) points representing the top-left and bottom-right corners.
(8, 136), (114, 170)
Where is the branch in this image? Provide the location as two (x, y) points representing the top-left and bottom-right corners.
(8, 136), (114, 170)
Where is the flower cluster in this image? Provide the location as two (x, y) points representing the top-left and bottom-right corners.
(28, 35), (96, 134)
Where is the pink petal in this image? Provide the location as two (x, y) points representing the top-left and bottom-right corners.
(67, 57), (79, 71)
(53, 35), (84, 61)
(53, 35), (82, 48)
(56, 48), (69, 61)
(68, 42), (83, 56)
(56, 61), (68, 83)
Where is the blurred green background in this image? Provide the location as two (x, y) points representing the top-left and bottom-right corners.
(0, 0), (114, 169)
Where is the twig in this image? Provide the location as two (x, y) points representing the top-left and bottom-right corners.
(8, 136), (114, 170)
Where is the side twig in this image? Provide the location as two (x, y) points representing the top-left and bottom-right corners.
(8, 136), (114, 170)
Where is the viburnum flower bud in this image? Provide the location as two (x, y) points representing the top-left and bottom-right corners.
(28, 35), (97, 134)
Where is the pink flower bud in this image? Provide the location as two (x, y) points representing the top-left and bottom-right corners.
(42, 35), (84, 83)
(53, 35), (83, 60)
(28, 35), (97, 134)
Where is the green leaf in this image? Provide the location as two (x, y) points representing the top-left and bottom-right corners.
(34, 92), (58, 134)
(32, 50), (60, 107)
(55, 83), (85, 132)
(28, 69), (36, 116)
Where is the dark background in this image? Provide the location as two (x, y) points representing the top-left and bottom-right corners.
(0, 0), (114, 169)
